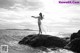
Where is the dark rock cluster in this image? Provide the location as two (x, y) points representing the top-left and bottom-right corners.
(65, 30), (80, 53)
(65, 38), (80, 53)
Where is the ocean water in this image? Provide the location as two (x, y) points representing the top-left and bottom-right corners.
(0, 29), (73, 53)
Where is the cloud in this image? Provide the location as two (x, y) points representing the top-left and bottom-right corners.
(0, 8), (39, 29)
(0, 0), (14, 9)
(0, 0), (43, 10)
(0, 18), (38, 29)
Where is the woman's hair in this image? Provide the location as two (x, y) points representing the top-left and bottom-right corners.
(39, 13), (44, 20)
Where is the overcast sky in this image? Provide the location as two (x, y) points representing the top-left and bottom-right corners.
(0, 0), (80, 34)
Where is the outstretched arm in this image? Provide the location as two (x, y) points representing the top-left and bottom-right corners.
(31, 16), (38, 18)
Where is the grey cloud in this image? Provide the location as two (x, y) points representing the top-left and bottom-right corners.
(13, 0), (43, 10)
(0, 0), (43, 10)
(25, 0), (43, 10)
(0, 0), (14, 9)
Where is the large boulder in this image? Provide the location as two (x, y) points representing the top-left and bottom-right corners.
(18, 34), (68, 51)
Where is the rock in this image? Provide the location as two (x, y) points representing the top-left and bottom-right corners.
(65, 38), (80, 53)
(70, 33), (78, 41)
(70, 30), (80, 41)
(18, 34), (68, 52)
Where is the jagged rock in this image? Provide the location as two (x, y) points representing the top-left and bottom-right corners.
(65, 38), (80, 53)
(70, 30), (80, 41)
(70, 33), (78, 41)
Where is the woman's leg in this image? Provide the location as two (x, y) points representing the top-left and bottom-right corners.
(40, 24), (42, 34)
(38, 21), (42, 34)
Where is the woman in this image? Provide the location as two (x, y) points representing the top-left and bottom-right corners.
(31, 12), (44, 34)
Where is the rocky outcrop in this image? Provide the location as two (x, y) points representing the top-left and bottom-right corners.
(18, 34), (68, 52)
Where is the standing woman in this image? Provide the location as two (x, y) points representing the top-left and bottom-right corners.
(31, 12), (44, 34)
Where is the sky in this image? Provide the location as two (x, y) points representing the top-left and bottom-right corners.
(0, 0), (80, 34)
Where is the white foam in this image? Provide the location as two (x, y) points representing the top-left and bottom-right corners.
(42, 49), (74, 53)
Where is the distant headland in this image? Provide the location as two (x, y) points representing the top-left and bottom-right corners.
(3, 29), (38, 31)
